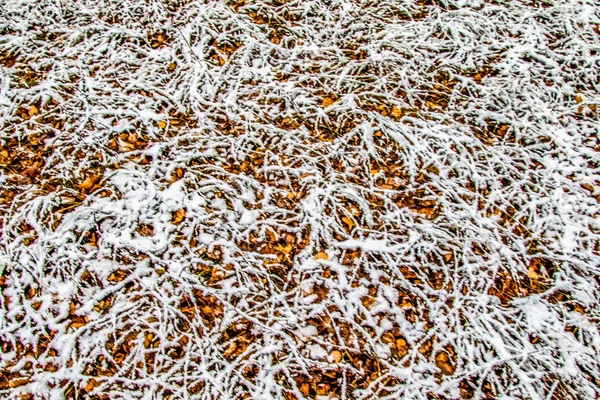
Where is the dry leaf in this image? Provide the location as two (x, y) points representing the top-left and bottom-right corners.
(77, 175), (98, 192)
(341, 216), (355, 230)
(313, 252), (329, 261)
(172, 209), (186, 224)
(28, 105), (39, 117)
(119, 138), (136, 152)
(300, 383), (310, 396)
(69, 316), (88, 329)
(328, 350), (342, 364)
(322, 97), (334, 108)
(396, 338), (409, 357)
(390, 105), (402, 118)
(527, 266), (539, 280)
(83, 378), (99, 392)
(158, 120), (167, 128)
(435, 351), (455, 375)
(9, 377), (30, 388)
(276, 243), (293, 254)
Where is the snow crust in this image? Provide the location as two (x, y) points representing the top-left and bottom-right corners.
(1, 0), (600, 399)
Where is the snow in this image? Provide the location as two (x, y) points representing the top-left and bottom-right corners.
(1, 0), (600, 399)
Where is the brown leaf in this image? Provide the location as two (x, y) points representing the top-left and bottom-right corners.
(275, 243), (293, 254)
(107, 269), (128, 283)
(322, 97), (334, 108)
(299, 383), (310, 396)
(9, 377), (30, 388)
(69, 316), (88, 329)
(527, 266), (539, 280)
(136, 223), (154, 237)
(328, 350), (342, 364)
(172, 209), (186, 224)
(435, 351), (455, 375)
(396, 338), (409, 357)
(76, 174), (100, 193)
(83, 378), (100, 392)
(341, 216), (355, 231)
(28, 105), (39, 117)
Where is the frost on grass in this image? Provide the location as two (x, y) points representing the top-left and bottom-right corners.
(1, 0), (600, 399)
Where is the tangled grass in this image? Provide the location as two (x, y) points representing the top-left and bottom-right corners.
(1, 0), (599, 398)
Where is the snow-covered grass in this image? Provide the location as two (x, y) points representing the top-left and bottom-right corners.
(1, 0), (599, 398)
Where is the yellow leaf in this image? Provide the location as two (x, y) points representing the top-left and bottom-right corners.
(158, 120), (167, 129)
(391, 105), (402, 118)
(527, 266), (539, 280)
(341, 216), (355, 230)
(119, 139), (136, 152)
(172, 209), (186, 224)
(322, 97), (334, 108)
(77, 176), (95, 190)
(328, 350), (342, 364)
(313, 252), (329, 261)
(28, 105), (39, 117)
(276, 243), (293, 254)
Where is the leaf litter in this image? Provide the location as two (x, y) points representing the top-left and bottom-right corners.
(1, 0), (600, 399)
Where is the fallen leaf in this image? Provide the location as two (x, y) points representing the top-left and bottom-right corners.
(396, 338), (409, 357)
(28, 105), (39, 117)
(136, 223), (154, 237)
(69, 316), (88, 329)
(390, 105), (402, 118)
(435, 351), (455, 375)
(9, 377), (30, 388)
(300, 383), (310, 396)
(83, 378), (100, 392)
(316, 383), (330, 396)
(328, 350), (342, 364)
(158, 120), (167, 129)
(77, 174), (99, 192)
(276, 243), (293, 254)
(313, 252), (329, 261)
(118, 138), (136, 152)
(527, 266), (539, 280)
(172, 208), (186, 224)
(341, 216), (355, 230)
(322, 97), (334, 108)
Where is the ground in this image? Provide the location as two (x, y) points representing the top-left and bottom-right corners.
(1, 0), (600, 399)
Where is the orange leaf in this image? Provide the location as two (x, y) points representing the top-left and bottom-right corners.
(172, 209), (186, 224)
(328, 350), (342, 364)
(322, 97), (334, 108)
(313, 252), (329, 261)
(391, 105), (402, 118)
(28, 105), (39, 117)
(341, 216), (355, 230)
